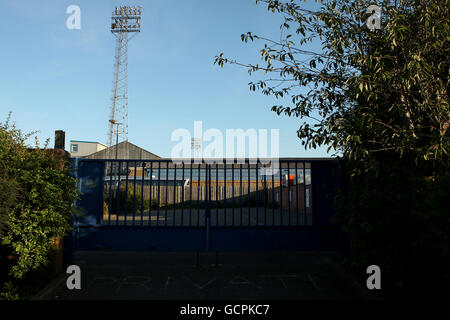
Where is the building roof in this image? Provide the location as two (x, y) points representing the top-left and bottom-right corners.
(83, 140), (160, 160)
(70, 140), (107, 147)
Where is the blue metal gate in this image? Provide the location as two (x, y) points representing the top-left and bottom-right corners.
(71, 158), (341, 251)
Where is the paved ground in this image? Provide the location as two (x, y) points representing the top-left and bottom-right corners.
(50, 251), (375, 300)
(102, 208), (313, 226)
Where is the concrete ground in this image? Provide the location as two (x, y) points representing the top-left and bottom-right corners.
(102, 208), (313, 226)
(50, 251), (376, 300)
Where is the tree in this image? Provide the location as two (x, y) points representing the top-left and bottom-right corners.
(215, 0), (449, 297)
(215, 0), (449, 166)
(0, 115), (28, 238)
(0, 115), (78, 298)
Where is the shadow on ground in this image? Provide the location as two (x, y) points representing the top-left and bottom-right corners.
(51, 251), (376, 300)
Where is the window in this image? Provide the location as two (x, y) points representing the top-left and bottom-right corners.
(71, 144), (78, 153)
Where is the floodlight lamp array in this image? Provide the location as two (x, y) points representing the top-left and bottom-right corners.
(111, 6), (142, 33)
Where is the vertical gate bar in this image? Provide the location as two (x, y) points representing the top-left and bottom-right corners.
(189, 161), (192, 227)
(197, 163), (201, 226)
(295, 161), (299, 226)
(98, 161), (105, 225)
(133, 161), (137, 225)
(303, 161), (307, 226)
(256, 162), (259, 226)
(310, 162), (313, 226)
(240, 163), (243, 226)
(279, 161), (283, 225)
(141, 162), (145, 225)
(272, 162), (275, 226)
(231, 163), (235, 226)
(210, 164), (213, 223)
(223, 163), (226, 226)
(216, 163), (219, 226)
(148, 162), (153, 225)
(205, 164), (211, 250)
(165, 162), (169, 227)
(263, 165), (267, 226)
(310, 163), (313, 226)
(247, 162), (250, 226)
(125, 161), (129, 225)
(108, 161), (113, 225)
(173, 163), (177, 226)
(288, 162), (291, 226)
(207, 164), (211, 229)
(157, 161), (161, 227)
(181, 162), (185, 227)
(116, 160), (121, 225)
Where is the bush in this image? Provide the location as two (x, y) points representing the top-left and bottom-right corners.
(0, 282), (20, 300)
(105, 188), (157, 214)
(0, 176), (18, 238)
(0, 115), (78, 298)
(0, 120), (23, 238)
(339, 160), (450, 298)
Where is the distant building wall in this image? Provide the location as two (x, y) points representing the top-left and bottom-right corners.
(70, 140), (107, 157)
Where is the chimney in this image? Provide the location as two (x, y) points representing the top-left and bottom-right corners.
(54, 130), (65, 150)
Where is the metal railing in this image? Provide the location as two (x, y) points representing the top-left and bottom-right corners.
(102, 159), (313, 227)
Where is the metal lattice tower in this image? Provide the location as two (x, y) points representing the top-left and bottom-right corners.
(107, 6), (142, 149)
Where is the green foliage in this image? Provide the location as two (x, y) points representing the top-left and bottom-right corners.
(215, 0), (450, 296)
(0, 177), (18, 238)
(0, 115), (78, 284)
(105, 188), (156, 214)
(0, 282), (20, 300)
(0, 263), (57, 300)
(339, 162), (450, 297)
(215, 0), (449, 165)
(0, 114), (27, 238)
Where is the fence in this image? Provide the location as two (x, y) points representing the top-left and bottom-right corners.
(101, 159), (313, 227)
(73, 158), (342, 251)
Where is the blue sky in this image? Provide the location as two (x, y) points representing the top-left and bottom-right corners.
(0, 0), (331, 158)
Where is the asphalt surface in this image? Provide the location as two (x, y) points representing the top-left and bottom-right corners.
(50, 251), (375, 300)
(102, 208), (313, 226)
